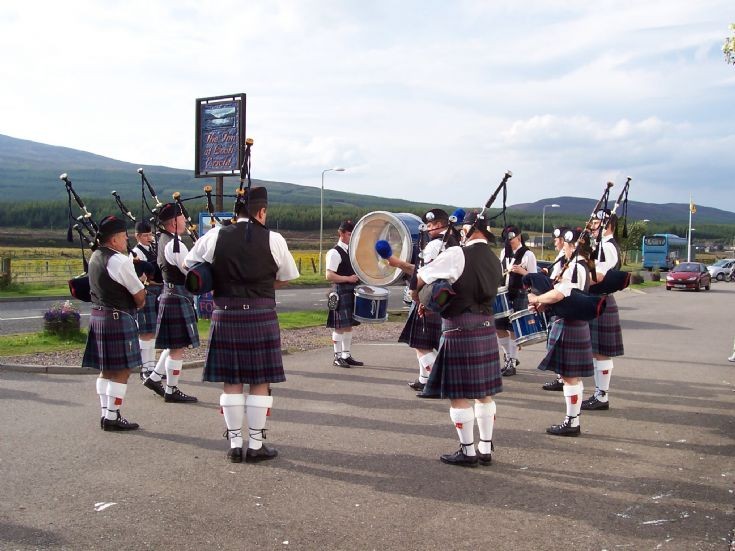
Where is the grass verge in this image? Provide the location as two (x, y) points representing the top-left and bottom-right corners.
(0, 284), (70, 298)
(0, 311), (330, 358)
(0, 331), (87, 357)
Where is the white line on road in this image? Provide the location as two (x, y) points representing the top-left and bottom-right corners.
(0, 313), (90, 321)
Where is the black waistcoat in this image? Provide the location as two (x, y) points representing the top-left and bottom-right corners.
(212, 221), (278, 299)
(134, 243), (163, 283)
(157, 233), (186, 285)
(89, 247), (136, 310)
(334, 245), (355, 277)
(443, 242), (503, 319)
(504, 245), (530, 291)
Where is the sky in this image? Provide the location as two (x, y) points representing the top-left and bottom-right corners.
(1, 0), (733, 211)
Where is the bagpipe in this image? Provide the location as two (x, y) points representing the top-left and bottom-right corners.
(184, 138), (254, 295)
(416, 170), (513, 313)
(523, 177), (633, 321)
(62, 174), (152, 302)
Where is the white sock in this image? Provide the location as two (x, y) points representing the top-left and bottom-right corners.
(449, 407), (476, 456)
(220, 393), (246, 449)
(474, 401), (496, 454)
(592, 358), (599, 391)
(105, 381), (127, 421)
(595, 359), (613, 402)
(149, 348), (170, 382)
(246, 394), (273, 450)
(418, 351), (437, 384)
(96, 377), (107, 418)
(165, 358), (183, 393)
(139, 339), (156, 372)
(497, 335), (510, 357)
(332, 332), (342, 355)
(563, 382), (583, 427)
(506, 336), (517, 359)
(341, 331), (353, 359)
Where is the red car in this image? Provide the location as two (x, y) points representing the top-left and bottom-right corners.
(665, 262), (711, 291)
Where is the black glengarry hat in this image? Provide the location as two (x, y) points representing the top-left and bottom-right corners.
(339, 219), (355, 232)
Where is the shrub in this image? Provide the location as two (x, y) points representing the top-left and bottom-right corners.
(43, 300), (82, 337)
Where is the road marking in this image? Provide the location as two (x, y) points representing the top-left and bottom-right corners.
(0, 313), (90, 321)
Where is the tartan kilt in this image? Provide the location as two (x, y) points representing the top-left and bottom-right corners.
(203, 298), (285, 385)
(537, 318), (594, 378)
(155, 285), (200, 350)
(422, 313), (503, 399)
(326, 283), (360, 329)
(495, 289), (528, 331)
(589, 294), (624, 357)
(82, 308), (141, 371)
(398, 302), (442, 350)
(136, 284), (162, 334)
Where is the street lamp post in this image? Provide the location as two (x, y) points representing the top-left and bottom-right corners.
(541, 203), (560, 259)
(319, 167), (346, 275)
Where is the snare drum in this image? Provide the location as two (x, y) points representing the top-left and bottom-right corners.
(493, 286), (512, 319)
(510, 308), (548, 346)
(353, 285), (390, 323)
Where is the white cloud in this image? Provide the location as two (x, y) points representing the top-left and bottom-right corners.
(0, 0), (733, 209)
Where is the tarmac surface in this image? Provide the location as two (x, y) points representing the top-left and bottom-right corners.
(1, 284), (734, 550)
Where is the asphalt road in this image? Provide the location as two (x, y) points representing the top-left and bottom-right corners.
(0, 285), (410, 335)
(1, 284), (734, 549)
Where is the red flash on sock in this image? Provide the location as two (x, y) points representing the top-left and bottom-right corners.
(266, 408), (271, 417)
(455, 422), (464, 429)
(602, 370), (609, 374)
(219, 407), (223, 415)
(173, 370), (181, 376)
(570, 395), (579, 404)
(114, 397), (123, 406)
(426, 366), (432, 372)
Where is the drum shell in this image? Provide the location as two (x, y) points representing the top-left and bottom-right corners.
(493, 285), (512, 319)
(349, 211), (421, 286)
(353, 285), (390, 323)
(510, 308), (548, 346)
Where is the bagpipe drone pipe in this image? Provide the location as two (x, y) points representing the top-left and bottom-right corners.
(62, 174), (154, 302)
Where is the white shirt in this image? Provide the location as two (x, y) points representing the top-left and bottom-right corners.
(549, 249), (566, 279)
(594, 234), (619, 278)
(500, 245), (537, 285)
(325, 240), (349, 275)
(104, 248), (145, 295)
(185, 220), (300, 282)
(418, 239), (488, 284)
(422, 231), (450, 265)
(164, 238), (190, 275)
(554, 257), (587, 298)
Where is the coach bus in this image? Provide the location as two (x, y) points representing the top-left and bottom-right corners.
(641, 234), (688, 270)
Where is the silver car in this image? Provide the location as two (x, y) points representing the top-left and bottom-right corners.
(707, 259), (735, 281)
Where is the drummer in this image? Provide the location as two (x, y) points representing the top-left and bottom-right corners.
(496, 225), (537, 376)
(382, 208), (460, 391)
(325, 220), (364, 368)
(541, 225), (569, 392)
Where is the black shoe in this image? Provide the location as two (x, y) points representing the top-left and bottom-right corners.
(143, 376), (165, 397)
(333, 357), (351, 368)
(477, 439), (494, 466)
(344, 356), (364, 366)
(102, 412), (140, 432)
(407, 380), (425, 391)
(581, 395), (609, 411)
(501, 357), (517, 377)
(245, 444), (278, 463)
(440, 446), (479, 468)
(227, 447), (243, 463)
(542, 378), (564, 391)
(139, 368), (150, 382)
(546, 417), (580, 437)
(100, 416), (104, 430)
(164, 386), (198, 403)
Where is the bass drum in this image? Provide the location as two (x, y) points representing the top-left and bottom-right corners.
(349, 211), (421, 286)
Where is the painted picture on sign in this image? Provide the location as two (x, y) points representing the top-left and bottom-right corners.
(203, 105), (237, 130)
